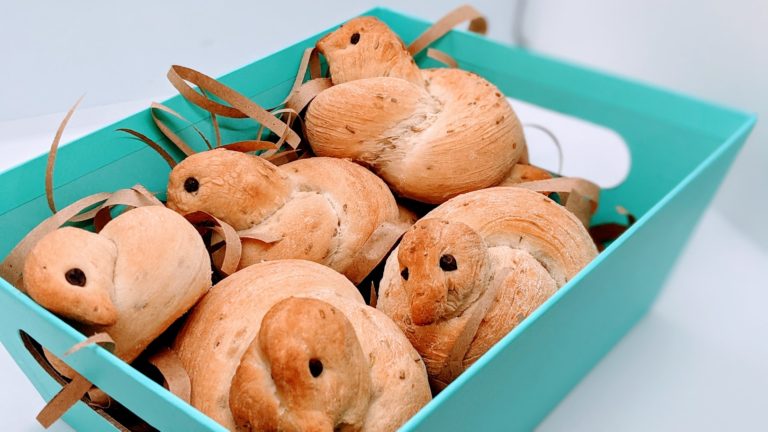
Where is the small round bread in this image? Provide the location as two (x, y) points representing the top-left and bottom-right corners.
(166, 149), (409, 284)
(23, 205), (211, 363)
(305, 16), (526, 204)
(377, 187), (597, 389)
(173, 260), (431, 431)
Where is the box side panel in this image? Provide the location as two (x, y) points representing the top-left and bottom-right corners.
(403, 129), (749, 431)
(369, 8), (752, 226)
(0, 280), (227, 432)
(0, 7), (756, 432)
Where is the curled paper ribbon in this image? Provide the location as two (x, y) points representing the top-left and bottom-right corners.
(45, 97), (85, 214)
(0, 186), (163, 291)
(431, 267), (511, 392)
(148, 348), (192, 404)
(150, 102), (212, 156)
(167, 65), (301, 148)
(0, 192), (110, 290)
(513, 176), (601, 228)
(36, 334), (193, 428)
(36, 333), (115, 428)
(118, 128), (178, 168)
(408, 4), (488, 57)
(346, 221), (410, 285)
(184, 211), (243, 276)
(426, 48), (458, 68)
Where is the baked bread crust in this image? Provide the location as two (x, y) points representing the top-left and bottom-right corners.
(166, 149), (406, 283)
(173, 260), (431, 431)
(306, 17), (526, 204)
(24, 205), (211, 363)
(377, 187), (597, 388)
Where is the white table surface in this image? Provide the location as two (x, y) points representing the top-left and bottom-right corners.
(1, 104), (766, 432)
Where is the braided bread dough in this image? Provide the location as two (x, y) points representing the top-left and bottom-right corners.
(305, 17), (526, 204)
(174, 260), (431, 431)
(23, 205), (211, 363)
(166, 149), (408, 283)
(377, 187), (597, 389)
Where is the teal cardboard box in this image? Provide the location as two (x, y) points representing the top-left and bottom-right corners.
(0, 7), (755, 431)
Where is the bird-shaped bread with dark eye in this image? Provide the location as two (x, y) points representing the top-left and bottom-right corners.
(173, 259), (431, 431)
(22, 205), (211, 364)
(377, 187), (598, 390)
(166, 148), (409, 284)
(304, 17), (527, 204)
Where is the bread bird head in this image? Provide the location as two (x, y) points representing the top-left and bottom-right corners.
(317, 16), (423, 86)
(23, 227), (119, 326)
(166, 149), (292, 230)
(229, 297), (371, 432)
(397, 218), (491, 326)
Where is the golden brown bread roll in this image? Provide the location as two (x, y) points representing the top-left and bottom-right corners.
(23, 205), (211, 363)
(166, 149), (408, 284)
(173, 260), (431, 431)
(377, 187), (597, 389)
(305, 17), (526, 204)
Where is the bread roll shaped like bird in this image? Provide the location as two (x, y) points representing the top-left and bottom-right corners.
(305, 17), (526, 204)
(377, 187), (598, 389)
(165, 148), (409, 284)
(23, 205), (211, 363)
(173, 260), (431, 431)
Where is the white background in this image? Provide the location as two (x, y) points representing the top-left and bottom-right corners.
(1, 1), (767, 430)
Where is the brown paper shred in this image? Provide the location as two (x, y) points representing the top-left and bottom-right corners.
(85, 388), (111, 409)
(131, 184), (163, 205)
(167, 66), (301, 148)
(150, 102), (211, 156)
(64, 332), (115, 356)
(347, 221), (409, 285)
(523, 123), (564, 174)
(283, 47), (322, 105)
(514, 177), (600, 211)
(46, 97), (85, 214)
(309, 48), (322, 80)
(184, 211), (242, 276)
(199, 88), (220, 149)
(264, 149), (306, 166)
(285, 78), (333, 114)
(209, 109), (222, 149)
(407, 4), (488, 57)
(147, 348), (191, 404)
(589, 206), (637, 251)
(433, 267), (510, 392)
(37, 332), (116, 428)
(369, 282), (377, 308)
(219, 140), (278, 153)
(92, 188), (162, 233)
(117, 128), (177, 168)
(0, 192), (111, 290)
(280, 48), (329, 115)
(69, 185), (161, 224)
(167, 66), (244, 119)
(427, 48), (458, 68)
(501, 163), (553, 186)
(237, 226), (283, 244)
(36, 372), (94, 428)
(563, 189), (592, 228)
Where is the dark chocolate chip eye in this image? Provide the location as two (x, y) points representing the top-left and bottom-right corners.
(65, 268), (86, 287)
(400, 267), (409, 281)
(350, 32), (360, 45)
(184, 177), (199, 193)
(439, 254), (457, 271)
(309, 358), (323, 377)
